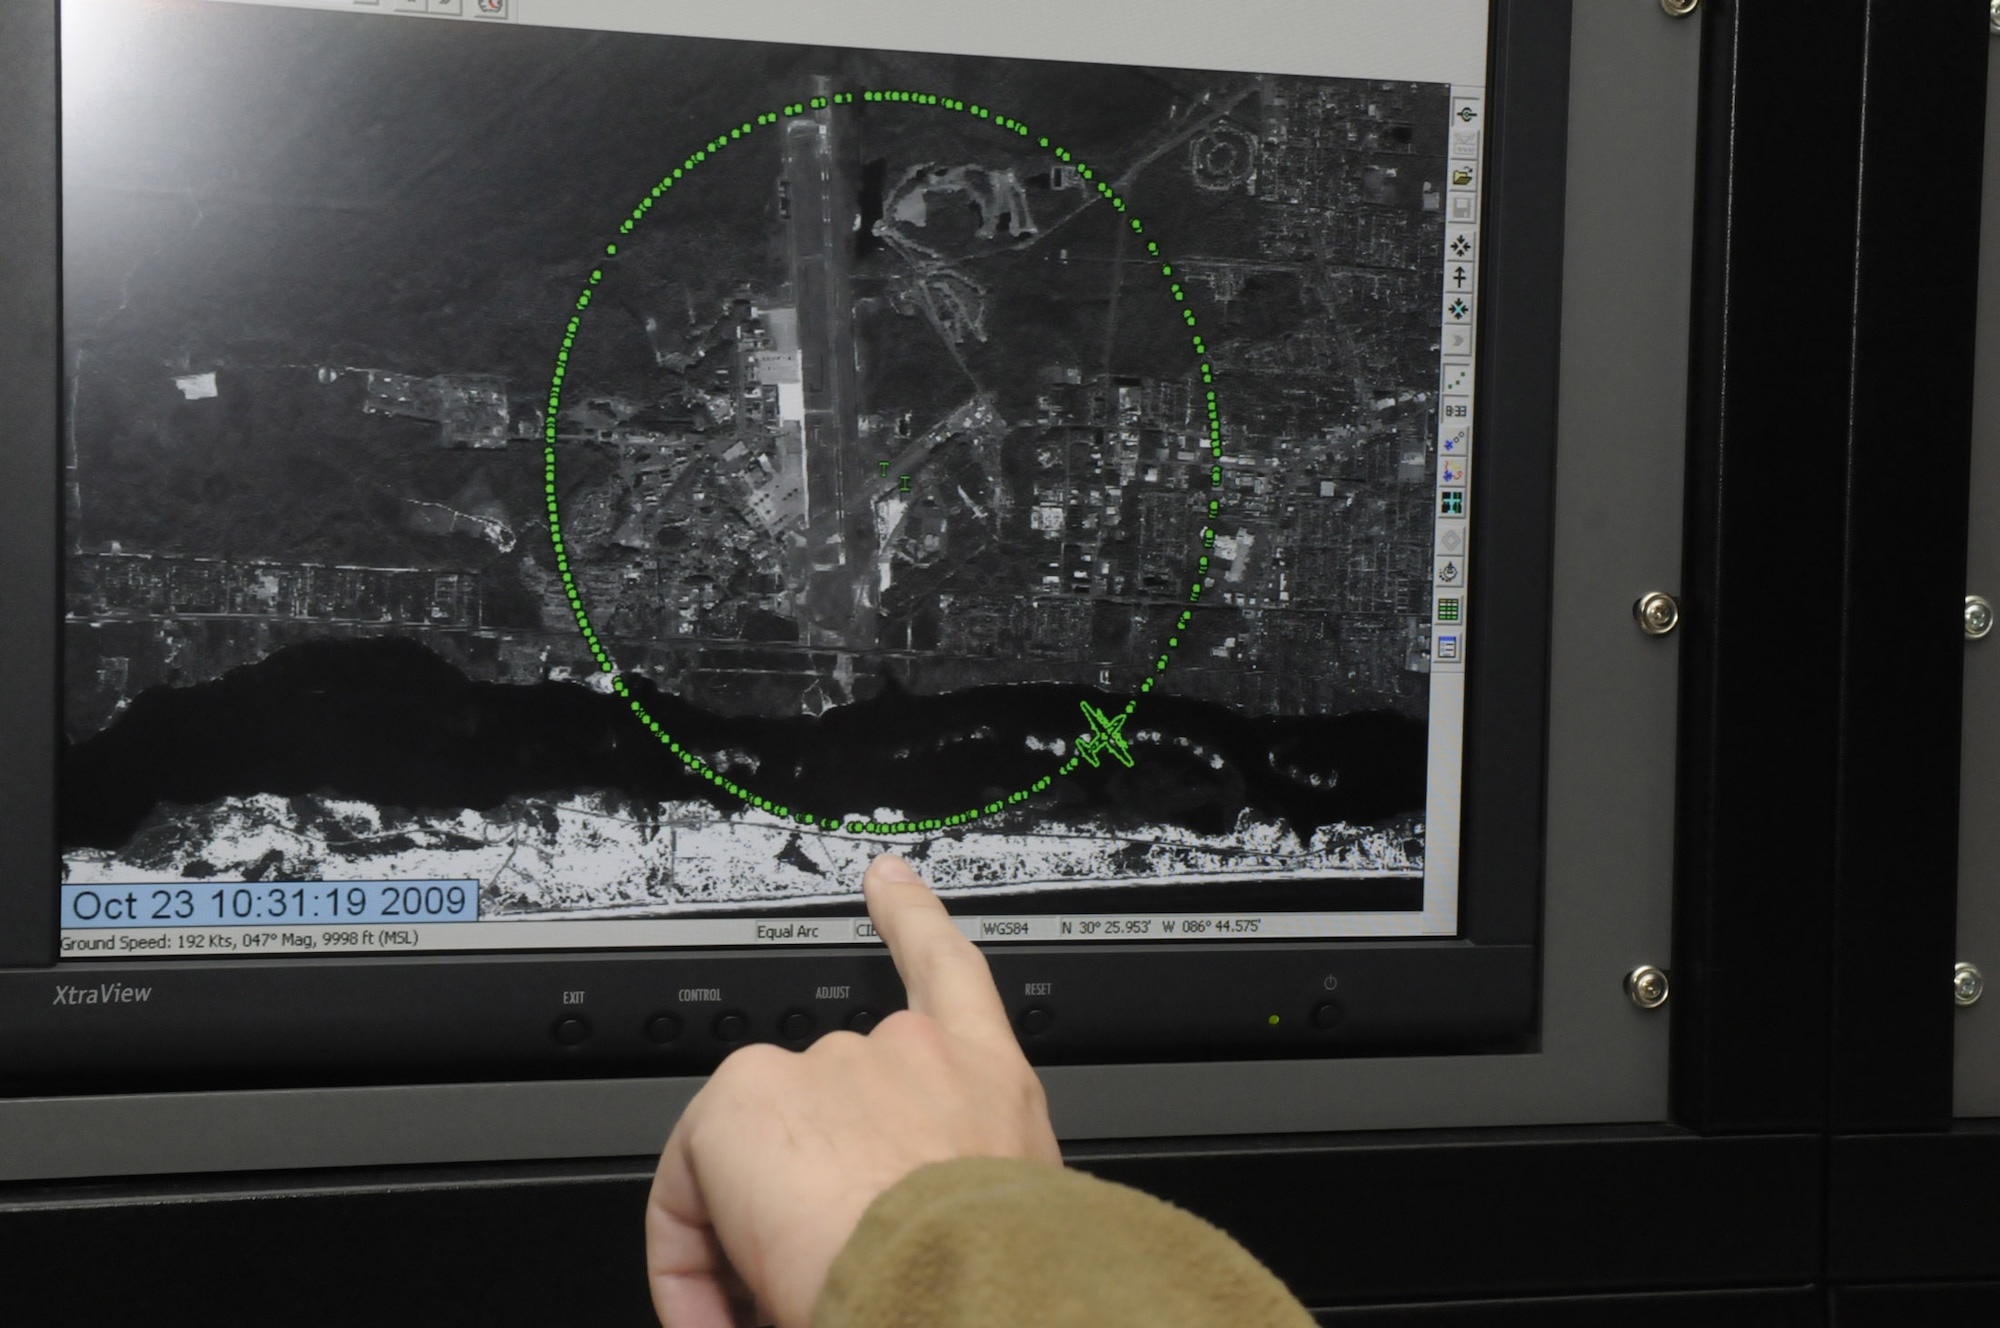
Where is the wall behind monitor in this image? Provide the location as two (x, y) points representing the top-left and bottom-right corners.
(0, 0), (1697, 1178)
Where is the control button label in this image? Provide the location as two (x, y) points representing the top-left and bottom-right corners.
(1024, 982), (1053, 996)
(814, 984), (852, 1000)
(562, 989), (585, 1005)
(677, 986), (722, 1003)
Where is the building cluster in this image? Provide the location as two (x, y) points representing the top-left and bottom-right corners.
(362, 370), (517, 448)
(542, 301), (810, 647)
(64, 552), (496, 736)
(70, 551), (481, 628)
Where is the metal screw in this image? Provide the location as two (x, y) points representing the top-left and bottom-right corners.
(1634, 591), (1681, 637)
(1957, 962), (1984, 1007)
(1626, 965), (1670, 1009)
(1661, 0), (1700, 16)
(1969, 595), (1994, 641)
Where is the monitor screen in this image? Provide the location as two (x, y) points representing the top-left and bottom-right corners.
(55, 0), (1492, 964)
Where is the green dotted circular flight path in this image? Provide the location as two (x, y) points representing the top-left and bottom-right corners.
(543, 89), (1230, 835)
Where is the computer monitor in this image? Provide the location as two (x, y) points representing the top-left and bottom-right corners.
(3, 0), (1569, 1092)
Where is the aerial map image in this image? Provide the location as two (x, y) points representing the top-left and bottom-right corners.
(59, 2), (1450, 919)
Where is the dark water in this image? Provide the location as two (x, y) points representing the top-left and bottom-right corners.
(61, 638), (1428, 851)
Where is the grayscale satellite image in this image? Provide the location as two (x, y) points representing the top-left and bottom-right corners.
(59, 4), (1449, 918)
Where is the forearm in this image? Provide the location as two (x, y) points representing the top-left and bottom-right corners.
(814, 1157), (1316, 1328)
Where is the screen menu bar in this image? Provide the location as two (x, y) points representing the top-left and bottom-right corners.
(61, 907), (1440, 959)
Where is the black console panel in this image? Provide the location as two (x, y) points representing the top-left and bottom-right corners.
(0, 943), (1534, 1091)
(0, 0), (1565, 1097)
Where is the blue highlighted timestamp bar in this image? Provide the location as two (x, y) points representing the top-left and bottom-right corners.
(61, 881), (480, 928)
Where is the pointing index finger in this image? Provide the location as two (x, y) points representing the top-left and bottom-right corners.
(863, 855), (1013, 1042)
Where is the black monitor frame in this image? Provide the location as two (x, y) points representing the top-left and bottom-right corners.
(0, 0), (1567, 1093)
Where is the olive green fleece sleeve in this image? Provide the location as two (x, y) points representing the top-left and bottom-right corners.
(813, 1157), (1316, 1328)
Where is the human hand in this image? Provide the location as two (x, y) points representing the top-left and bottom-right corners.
(645, 854), (1063, 1328)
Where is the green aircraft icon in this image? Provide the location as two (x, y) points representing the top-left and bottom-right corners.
(1077, 700), (1136, 769)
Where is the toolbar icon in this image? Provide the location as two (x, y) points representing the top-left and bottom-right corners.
(1437, 597), (1463, 624)
(1440, 459), (1467, 486)
(1437, 557), (1463, 585)
(1441, 426), (1469, 454)
(1439, 490), (1465, 517)
(1451, 128), (1480, 159)
(1436, 635), (1461, 662)
(1449, 194), (1476, 223)
(1449, 232), (1475, 258)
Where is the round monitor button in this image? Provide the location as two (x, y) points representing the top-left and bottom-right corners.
(845, 1009), (879, 1034)
(1019, 1007), (1054, 1036)
(1312, 1000), (1346, 1030)
(645, 1013), (683, 1045)
(553, 1015), (590, 1047)
(779, 1010), (815, 1042)
(712, 1011), (749, 1043)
